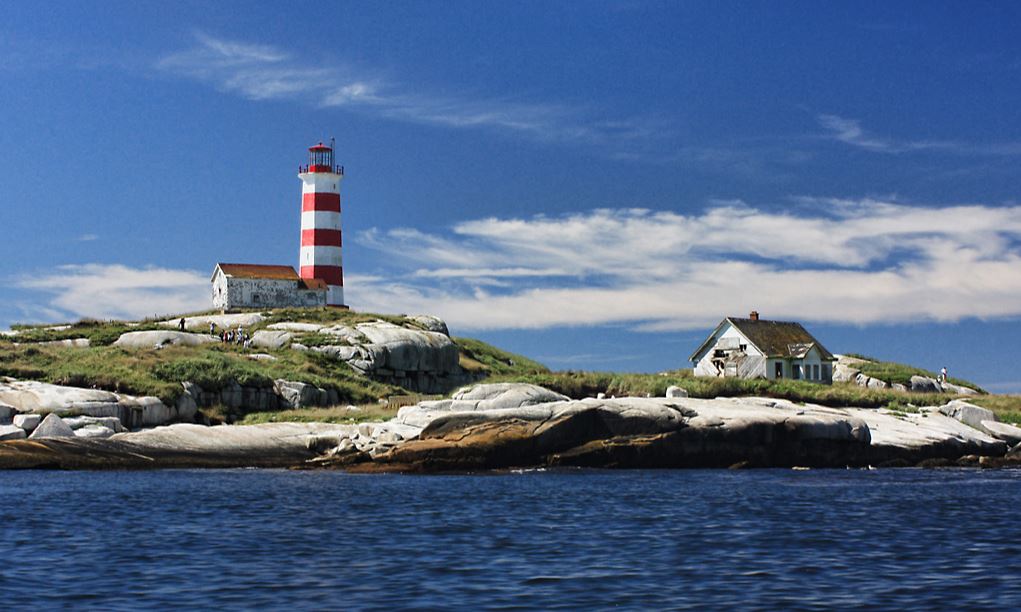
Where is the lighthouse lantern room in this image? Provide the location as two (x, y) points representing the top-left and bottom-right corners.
(298, 141), (345, 307)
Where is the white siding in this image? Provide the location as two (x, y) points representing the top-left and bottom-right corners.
(211, 271), (327, 311)
(693, 323), (765, 378)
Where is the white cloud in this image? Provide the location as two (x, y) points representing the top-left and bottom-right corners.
(77, 233), (98, 242)
(818, 113), (1021, 156)
(349, 199), (1021, 332)
(157, 32), (659, 152)
(17, 264), (209, 322)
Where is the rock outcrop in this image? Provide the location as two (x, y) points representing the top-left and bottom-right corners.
(981, 420), (1021, 446)
(307, 321), (470, 393)
(833, 355), (979, 395)
(0, 422), (348, 469)
(113, 331), (218, 349)
(1, 383), (1013, 472)
(346, 385), (1006, 472)
(251, 330), (292, 349)
(0, 380), (189, 429)
(0, 425), (27, 441)
(12, 413), (41, 433)
(29, 413), (75, 439)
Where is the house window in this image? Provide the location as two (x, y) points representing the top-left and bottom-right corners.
(813, 364), (820, 380)
(775, 362), (783, 379)
(822, 364), (831, 381)
(792, 364), (801, 380)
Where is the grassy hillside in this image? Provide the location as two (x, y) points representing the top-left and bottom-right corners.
(844, 353), (984, 392)
(0, 309), (548, 424)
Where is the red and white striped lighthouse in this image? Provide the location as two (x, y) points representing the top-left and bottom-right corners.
(298, 141), (345, 307)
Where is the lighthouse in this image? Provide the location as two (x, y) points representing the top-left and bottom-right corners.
(298, 142), (345, 307)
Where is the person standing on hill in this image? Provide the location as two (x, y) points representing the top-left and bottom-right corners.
(940, 366), (948, 384)
(178, 317), (186, 331)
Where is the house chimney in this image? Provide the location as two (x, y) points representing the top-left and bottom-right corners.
(750, 310), (759, 321)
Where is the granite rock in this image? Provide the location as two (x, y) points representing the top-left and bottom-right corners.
(29, 413), (75, 439)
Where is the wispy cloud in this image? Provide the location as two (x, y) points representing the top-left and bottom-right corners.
(349, 199), (1021, 332)
(818, 113), (1021, 155)
(157, 32), (663, 152)
(16, 264), (208, 322)
(77, 233), (98, 242)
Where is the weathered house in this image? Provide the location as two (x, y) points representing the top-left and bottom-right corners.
(689, 311), (836, 383)
(211, 263), (327, 311)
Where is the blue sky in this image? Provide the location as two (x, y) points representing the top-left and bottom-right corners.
(2, 1), (1021, 391)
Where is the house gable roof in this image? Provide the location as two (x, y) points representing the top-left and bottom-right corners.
(689, 317), (835, 362)
(726, 317), (835, 360)
(212, 263), (300, 281)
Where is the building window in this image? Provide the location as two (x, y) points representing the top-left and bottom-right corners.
(792, 364), (801, 380)
(813, 364), (820, 380)
(823, 364), (831, 381)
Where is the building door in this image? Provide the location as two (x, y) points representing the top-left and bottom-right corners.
(774, 361), (783, 379)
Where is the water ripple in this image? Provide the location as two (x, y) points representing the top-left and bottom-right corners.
(1, 468), (1020, 609)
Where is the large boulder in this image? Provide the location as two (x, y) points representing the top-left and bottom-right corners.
(355, 322), (459, 373)
(0, 424), (27, 441)
(273, 380), (320, 409)
(0, 381), (121, 413)
(74, 425), (116, 439)
(113, 331), (218, 349)
(0, 422), (359, 469)
(13, 414), (42, 432)
(397, 383), (571, 428)
(62, 416), (125, 433)
(0, 402), (14, 423)
(910, 375), (942, 393)
(866, 377), (889, 390)
(29, 413), (75, 439)
(251, 330), (292, 350)
(666, 386), (688, 398)
(407, 315), (450, 336)
(832, 363), (860, 383)
(942, 382), (978, 396)
(0, 380), (180, 428)
(453, 383), (570, 410)
(979, 420), (1021, 446)
(939, 400), (996, 429)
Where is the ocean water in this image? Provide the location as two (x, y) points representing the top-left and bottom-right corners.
(1, 468), (1019, 610)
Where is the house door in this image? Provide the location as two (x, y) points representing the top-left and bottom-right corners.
(774, 361), (783, 379)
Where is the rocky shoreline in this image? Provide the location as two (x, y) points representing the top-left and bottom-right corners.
(2, 383), (1020, 471)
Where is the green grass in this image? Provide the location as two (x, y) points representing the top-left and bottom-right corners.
(843, 353), (984, 392)
(292, 332), (353, 348)
(259, 307), (412, 328)
(454, 336), (548, 376)
(0, 342), (402, 407)
(0, 318), (166, 346)
(488, 370), (960, 409)
(236, 403), (398, 425)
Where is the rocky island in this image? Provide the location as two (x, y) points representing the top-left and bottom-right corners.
(1, 309), (1019, 471)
